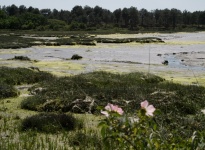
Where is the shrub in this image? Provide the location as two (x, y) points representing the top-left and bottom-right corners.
(21, 113), (82, 133)
(21, 95), (47, 111)
(99, 101), (205, 149)
(0, 83), (19, 99)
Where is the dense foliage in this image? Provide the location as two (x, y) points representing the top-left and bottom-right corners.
(0, 4), (205, 31)
(21, 113), (82, 133)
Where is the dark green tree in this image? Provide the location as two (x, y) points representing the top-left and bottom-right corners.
(6, 4), (18, 16)
(93, 6), (103, 25)
(19, 5), (27, 15)
(122, 8), (129, 27)
(113, 8), (122, 25)
(170, 9), (181, 29)
(199, 11), (205, 25)
(128, 7), (139, 30)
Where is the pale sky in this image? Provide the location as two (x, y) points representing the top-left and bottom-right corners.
(0, 0), (204, 12)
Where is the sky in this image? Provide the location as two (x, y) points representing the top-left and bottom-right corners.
(0, 0), (205, 12)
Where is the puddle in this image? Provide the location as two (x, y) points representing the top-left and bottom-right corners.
(165, 55), (205, 71)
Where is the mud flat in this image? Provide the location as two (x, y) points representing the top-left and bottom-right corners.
(0, 32), (205, 86)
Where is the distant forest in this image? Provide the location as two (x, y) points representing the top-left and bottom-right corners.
(0, 4), (205, 31)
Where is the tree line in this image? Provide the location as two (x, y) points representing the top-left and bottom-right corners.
(0, 4), (205, 31)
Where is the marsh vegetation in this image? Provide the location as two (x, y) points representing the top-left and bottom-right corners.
(0, 67), (205, 149)
(0, 32), (164, 49)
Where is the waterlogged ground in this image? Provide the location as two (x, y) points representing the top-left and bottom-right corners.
(0, 32), (205, 85)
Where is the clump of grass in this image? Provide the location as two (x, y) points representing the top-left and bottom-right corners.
(12, 56), (31, 61)
(71, 54), (83, 60)
(21, 95), (47, 111)
(69, 130), (103, 149)
(21, 113), (82, 133)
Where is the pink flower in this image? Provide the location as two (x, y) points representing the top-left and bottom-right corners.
(101, 103), (124, 117)
(141, 100), (156, 116)
(101, 110), (109, 117)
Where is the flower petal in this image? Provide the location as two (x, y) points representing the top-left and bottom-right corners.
(141, 100), (149, 108)
(101, 110), (109, 117)
(146, 105), (156, 116)
(116, 107), (124, 115)
(105, 103), (112, 111)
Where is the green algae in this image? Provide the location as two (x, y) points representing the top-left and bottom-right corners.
(166, 41), (205, 45)
(0, 49), (30, 54)
(34, 61), (83, 70)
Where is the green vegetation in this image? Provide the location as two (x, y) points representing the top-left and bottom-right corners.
(21, 113), (83, 133)
(0, 83), (19, 99)
(0, 67), (53, 98)
(0, 31), (164, 49)
(0, 4), (205, 32)
(0, 32), (164, 49)
(0, 67), (54, 85)
(12, 56), (31, 61)
(71, 54), (83, 60)
(0, 67), (205, 149)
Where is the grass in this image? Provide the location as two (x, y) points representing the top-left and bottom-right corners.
(0, 112), (101, 150)
(0, 67), (205, 149)
(0, 67), (54, 85)
(0, 67), (54, 99)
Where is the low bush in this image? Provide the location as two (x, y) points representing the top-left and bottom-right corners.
(99, 101), (205, 149)
(21, 113), (82, 133)
(0, 82), (19, 99)
(21, 95), (47, 111)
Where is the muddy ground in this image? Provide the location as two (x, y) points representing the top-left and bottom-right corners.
(0, 32), (205, 86)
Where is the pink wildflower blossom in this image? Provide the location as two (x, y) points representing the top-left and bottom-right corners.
(141, 100), (156, 116)
(101, 103), (124, 117)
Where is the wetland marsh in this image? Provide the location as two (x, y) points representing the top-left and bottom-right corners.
(0, 32), (205, 85)
(1, 31), (205, 149)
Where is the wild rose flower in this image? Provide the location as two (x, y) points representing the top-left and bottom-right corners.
(101, 110), (109, 117)
(141, 100), (156, 116)
(101, 103), (124, 117)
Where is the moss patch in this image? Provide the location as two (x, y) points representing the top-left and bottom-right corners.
(0, 49), (30, 54)
(162, 75), (205, 86)
(166, 41), (205, 45)
(34, 60), (84, 71)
